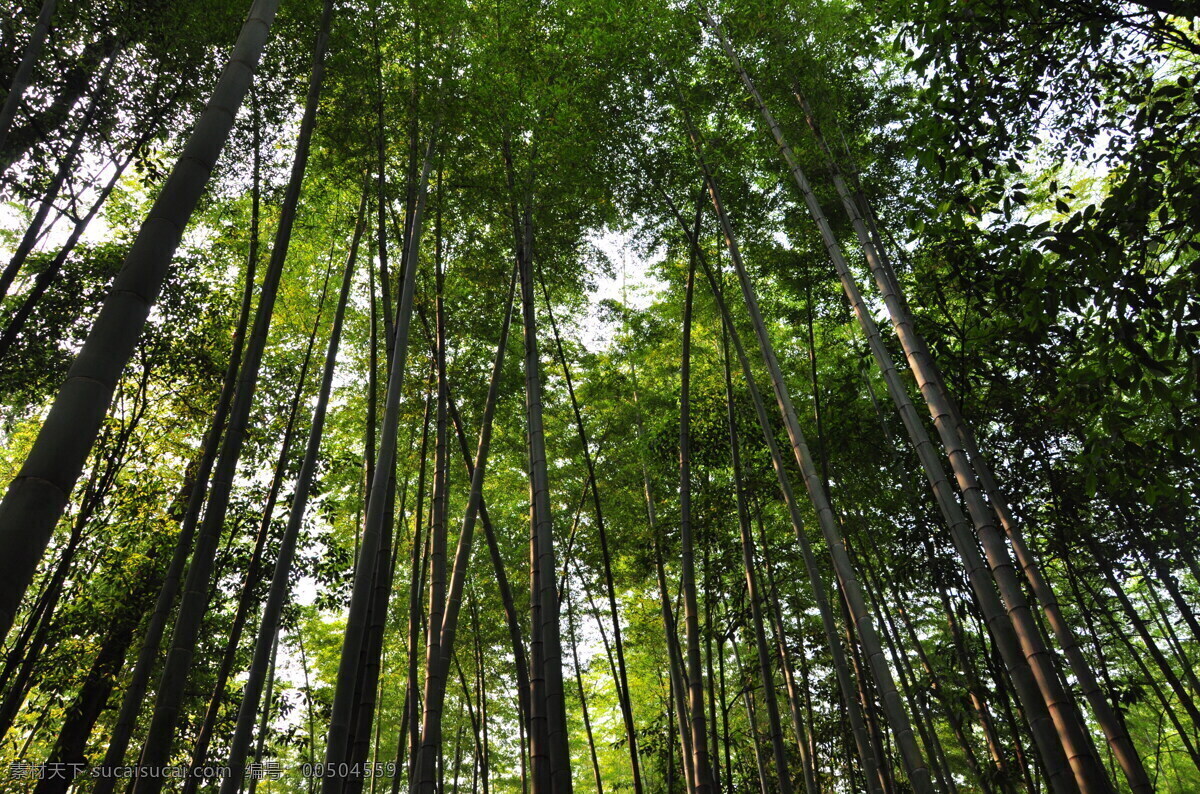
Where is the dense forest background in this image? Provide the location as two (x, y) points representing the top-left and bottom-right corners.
(0, 0), (1197, 792)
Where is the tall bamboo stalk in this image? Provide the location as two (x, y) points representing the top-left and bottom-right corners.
(0, 0), (282, 642)
(421, 177), (452, 784)
(0, 107), (166, 362)
(471, 594), (492, 794)
(801, 83), (1138, 794)
(538, 270), (644, 794)
(0, 44), (118, 301)
(698, 13), (1092, 792)
(654, 178), (882, 793)
(517, 207), (574, 793)
(89, 85), (266, 794)
(414, 267), (517, 792)
(730, 634), (771, 794)
(220, 187), (364, 792)
(180, 248), (335, 792)
(679, 250), (720, 793)
(566, 570), (605, 794)
(322, 118), (440, 794)
(131, 6), (335, 786)
(721, 323), (793, 794)
(393, 388), (431, 794)
(444, 392), (533, 785)
(32, 560), (157, 794)
(0, 0), (58, 158)
(629, 360), (698, 793)
(246, 630), (280, 794)
(754, 508), (820, 794)
(0, 392), (144, 743)
(676, 113), (933, 786)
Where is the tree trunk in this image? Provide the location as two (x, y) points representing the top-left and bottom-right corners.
(517, 206), (573, 794)
(0, 111), (161, 364)
(933, 561), (1014, 786)
(539, 271), (643, 794)
(869, 549), (1004, 793)
(451, 651), (483, 789)
(90, 86), (265, 794)
(346, 428), (401, 791)
(415, 194), (452, 790)
(445, 392), (533, 786)
(855, 541), (965, 794)
(720, 322), (792, 794)
(220, 176), (362, 792)
(656, 177), (883, 793)
(716, 621), (734, 794)
(322, 115), (439, 793)
(398, 387), (432, 790)
(944, 410), (1146, 793)
(730, 638), (770, 794)
(754, 508), (820, 794)
(450, 720), (464, 794)
(471, 595), (492, 794)
(1091, 548), (1200, 739)
(1059, 555), (1141, 782)
(347, 186), (410, 794)
(413, 267), (517, 791)
(678, 251), (720, 794)
(132, 5), (334, 786)
(702, 527), (723, 793)
(838, 583), (894, 794)
(0, 34), (116, 176)
(0, 44), (118, 302)
(629, 362), (697, 793)
(567, 578), (604, 794)
(811, 59), (1112, 794)
(1138, 568), (1200, 699)
(374, 22), (393, 353)
(1077, 572), (1200, 771)
(0, 0), (58, 159)
(179, 263), (330, 794)
(33, 550), (162, 794)
(0, 438), (122, 741)
(1143, 547), (1200, 649)
(245, 631), (280, 794)
(703, 16), (1095, 792)
(0, 0), (282, 638)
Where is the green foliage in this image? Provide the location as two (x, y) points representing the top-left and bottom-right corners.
(2, 0), (1199, 790)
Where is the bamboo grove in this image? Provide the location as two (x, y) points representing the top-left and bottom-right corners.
(0, 0), (1197, 791)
